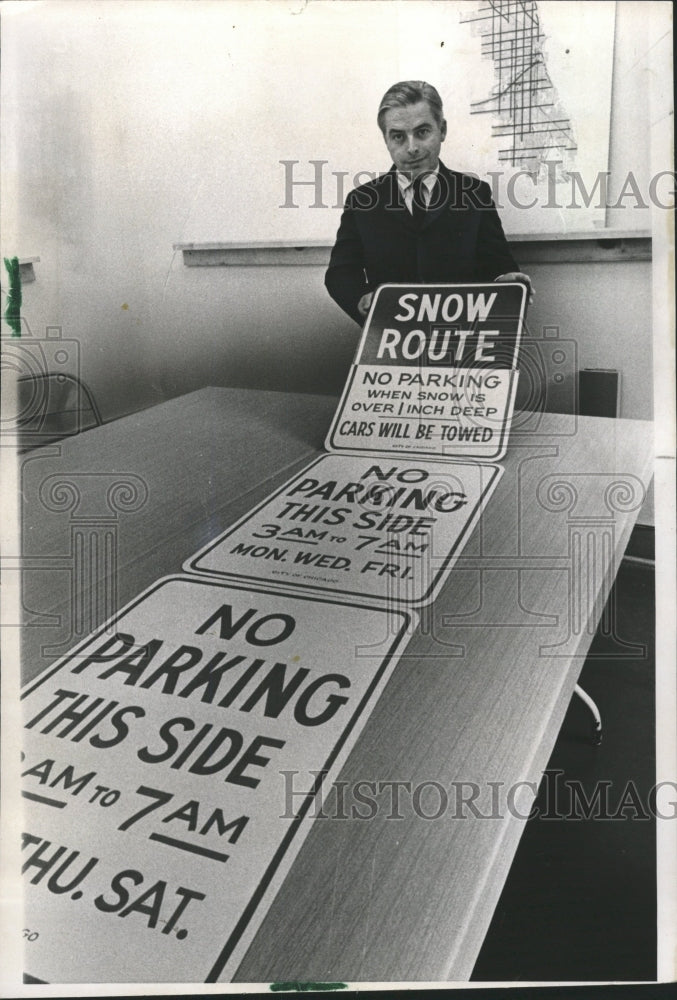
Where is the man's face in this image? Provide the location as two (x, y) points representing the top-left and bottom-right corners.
(381, 101), (447, 179)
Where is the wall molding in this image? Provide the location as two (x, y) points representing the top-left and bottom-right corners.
(174, 232), (652, 268)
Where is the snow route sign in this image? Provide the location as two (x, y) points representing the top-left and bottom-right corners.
(326, 282), (527, 461)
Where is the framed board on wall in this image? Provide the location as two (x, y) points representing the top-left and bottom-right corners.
(181, 0), (616, 244)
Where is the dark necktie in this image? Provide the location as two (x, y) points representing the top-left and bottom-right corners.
(411, 174), (428, 227)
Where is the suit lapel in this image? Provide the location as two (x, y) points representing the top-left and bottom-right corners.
(419, 163), (456, 231)
(378, 163), (466, 235)
(379, 167), (418, 233)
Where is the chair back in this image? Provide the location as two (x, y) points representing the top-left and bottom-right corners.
(16, 372), (102, 450)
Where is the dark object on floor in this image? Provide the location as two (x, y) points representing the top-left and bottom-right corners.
(472, 561), (656, 982)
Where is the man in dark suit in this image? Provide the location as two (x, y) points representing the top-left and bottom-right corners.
(325, 80), (533, 325)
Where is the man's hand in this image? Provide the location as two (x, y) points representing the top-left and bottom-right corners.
(494, 271), (534, 304)
(357, 292), (374, 319)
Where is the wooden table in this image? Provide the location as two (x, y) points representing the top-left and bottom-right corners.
(18, 387), (654, 982)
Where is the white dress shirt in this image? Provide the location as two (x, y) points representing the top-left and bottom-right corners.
(396, 166), (440, 214)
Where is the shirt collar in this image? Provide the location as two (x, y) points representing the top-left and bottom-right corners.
(396, 164), (439, 194)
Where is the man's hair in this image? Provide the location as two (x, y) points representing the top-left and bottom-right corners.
(377, 81), (444, 133)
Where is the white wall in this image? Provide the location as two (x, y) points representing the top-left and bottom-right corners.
(1, 0), (669, 426)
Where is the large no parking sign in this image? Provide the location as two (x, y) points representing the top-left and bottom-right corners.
(21, 576), (412, 982)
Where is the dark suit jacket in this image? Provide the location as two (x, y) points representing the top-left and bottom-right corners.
(325, 161), (519, 325)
